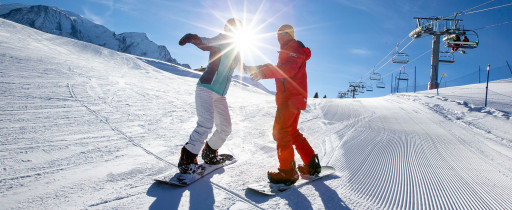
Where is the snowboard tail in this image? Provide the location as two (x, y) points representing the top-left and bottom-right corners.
(247, 166), (336, 195)
(154, 154), (236, 186)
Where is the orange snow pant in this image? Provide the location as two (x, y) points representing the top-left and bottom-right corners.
(273, 104), (315, 169)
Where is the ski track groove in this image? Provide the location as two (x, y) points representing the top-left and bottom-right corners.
(391, 97), (512, 209)
(318, 96), (512, 209)
(411, 97), (512, 208)
(67, 83), (264, 210)
(68, 83), (175, 167)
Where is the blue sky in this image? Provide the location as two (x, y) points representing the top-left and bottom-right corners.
(2, 0), (511, 98)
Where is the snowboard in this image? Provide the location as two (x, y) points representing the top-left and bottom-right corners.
(247, 166), (335, 195)
(154, 154), (236, 186)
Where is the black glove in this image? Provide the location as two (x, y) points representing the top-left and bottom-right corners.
(179, 33), (200, 46)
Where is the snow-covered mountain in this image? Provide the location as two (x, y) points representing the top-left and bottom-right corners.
(0, 4), (184, 67)
(1, 17), (512, 209)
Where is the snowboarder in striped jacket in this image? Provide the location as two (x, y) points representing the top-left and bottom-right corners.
(177, 18), (248, 174)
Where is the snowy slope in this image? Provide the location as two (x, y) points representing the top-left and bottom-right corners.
(1, 18), (512, 209)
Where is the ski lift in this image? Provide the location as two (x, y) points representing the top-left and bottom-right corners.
(392, 44), (409, 64)
(444, 30), (479, 49)
(370, 72), (381, 80)
(338, 91), (348, 98)
(370, 66), (382, 80)
(395, 68), (409, 93)
(376, 80), (386, 88)
(439, 51), (454, 63)
(366, 85), (373, 92)
(359, 83), (366, 93)
(397, 68), (409, 81)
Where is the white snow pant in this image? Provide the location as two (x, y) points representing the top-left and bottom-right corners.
(184, 85), (232, 154)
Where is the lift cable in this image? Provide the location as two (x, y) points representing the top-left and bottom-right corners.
(379, 48), (432, 80)
(357, 38), (417, 83)
(464, 2), (512, 15)
(460, 0), (495, 14)
(357, 33), (413, 83)
(474, 20), (512, 30)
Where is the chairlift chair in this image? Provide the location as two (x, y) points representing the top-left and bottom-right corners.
(366, 85), (373, 92)
(392, 53), (409, 64)
(352, 82), (365, 93)
(445, 30), (479, 49)
(369, 66), (382, 81)
(370, 72), (381, 80)
(439, 51), (454, 63)
(395, 68), (409, 93)
(349, 82), (360, 88)
(392, 43), (409, 64)
(397, 69), (409, 81)
(376, 80), (386, 88)
(370, 71), (382, 81)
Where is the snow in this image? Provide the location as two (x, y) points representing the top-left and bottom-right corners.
(0, 4), (183, 66)
(1, 18), (512, 209)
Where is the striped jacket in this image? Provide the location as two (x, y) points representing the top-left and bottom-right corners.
(190, 33), (240, 96)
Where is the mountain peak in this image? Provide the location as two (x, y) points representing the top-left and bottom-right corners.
(0, 4), (185, 66)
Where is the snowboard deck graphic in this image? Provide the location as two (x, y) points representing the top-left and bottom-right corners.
(154, 154), (236, 186)
(247, 166), (335, 195)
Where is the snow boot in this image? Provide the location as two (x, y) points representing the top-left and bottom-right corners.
(178, 146), (199, 174)
(267, 161), (299, 186)
(298, 154), (321, 176)
(201, 141), (226, 165)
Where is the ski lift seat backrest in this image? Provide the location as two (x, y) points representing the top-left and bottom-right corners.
(376, 81), (385, 88)
(445, 30), (479, 49)
(392, 53), (409, 64)
(370, 72), (381, 80)
(439, 51), (454, 63)
(397, 72), (409, 81)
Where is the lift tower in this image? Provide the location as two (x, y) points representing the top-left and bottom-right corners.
(409, 16), (464, 90)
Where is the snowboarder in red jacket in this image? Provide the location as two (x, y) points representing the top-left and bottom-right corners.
(246, 24), (321, 185)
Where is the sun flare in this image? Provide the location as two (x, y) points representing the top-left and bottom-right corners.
(184, 0), (289, 67)
(232, 28), (257, 54)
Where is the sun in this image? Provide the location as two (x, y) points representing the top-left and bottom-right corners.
(232, 27), (257, 55)
(180, 0), (287, 67)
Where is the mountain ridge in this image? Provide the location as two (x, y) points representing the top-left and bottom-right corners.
(0, 4), (187, 68)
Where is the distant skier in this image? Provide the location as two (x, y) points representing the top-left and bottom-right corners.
(177, 18), (247, 174)
(246, 24), (321, 185)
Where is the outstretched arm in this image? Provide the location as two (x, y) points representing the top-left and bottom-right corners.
(247, 63), (273, 81)
(259, 54), (302, 79)
(178, 33), (217, 51)
(241, 64), (262, 75)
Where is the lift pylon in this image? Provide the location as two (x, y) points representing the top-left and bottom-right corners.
(410, 16), (477, 90)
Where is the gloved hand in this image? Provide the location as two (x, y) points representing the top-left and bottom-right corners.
(250, 71), (265, 81)
(179, 33), (200, 46)
(243, 64), (259, 74)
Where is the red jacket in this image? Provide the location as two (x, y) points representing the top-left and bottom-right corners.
(259, 39), (311, 110)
